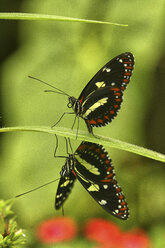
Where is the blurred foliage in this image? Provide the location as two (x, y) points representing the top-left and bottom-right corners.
(0, 199), (26, 247)
(0, 0), (165, 247)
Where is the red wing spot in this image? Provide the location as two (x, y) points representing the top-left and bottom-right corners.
(110, 110), (115, 115)
(116, 212), (123, 216)
(113, 180), (117, 184)
(107, 166), (112, 171)
(124, 61), (134, 64)
(118, 195), (124, 200)
(120, 86), (125, 91)
(125, 66), (133, 69)
(78, 144), (86, 150)
(116, 187), (121, 193)
(115, 98), (121, 102)
(88, 120), (97, 125)
(125, 72), (131, 76)
(96, 148), (101, 153)
(105, 160), (110, 165)
(79, 96), (84, 104)
(114, 92), (121, 96)
(106, 173), (113, 178)
(101, 153), (106, 158)
(121, 201), (127, 206)
(114, 104), (119, 108)
(88, 145), (94, 150)
(123, 79), (129, 83)
(120, 207), (128, 211)
(72, 170), (76, 177)
(104, 115), (109, 120)
(101, 179), (112, 183)
(110, 87), (120, 92)
(97, 119), (103, 124)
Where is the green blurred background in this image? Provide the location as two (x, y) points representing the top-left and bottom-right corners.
(0, 0), (165, 247)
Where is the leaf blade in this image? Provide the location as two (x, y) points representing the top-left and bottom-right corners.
(0, 126), (164, 162)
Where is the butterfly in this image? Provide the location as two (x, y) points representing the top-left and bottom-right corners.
(55, 141), (129, 220)
(29, 52), (134, 134)
(67, 52), (134, 133)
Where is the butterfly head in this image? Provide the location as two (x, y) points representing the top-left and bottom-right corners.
(67, 96), (77, 109)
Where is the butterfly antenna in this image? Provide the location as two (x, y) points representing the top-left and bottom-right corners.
(44, 90), (67, 96)
(28, 75), (70, 97)
(15, 178), (60, 198)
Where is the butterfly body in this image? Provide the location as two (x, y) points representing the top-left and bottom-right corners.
(67, 52), (134, 133)
(55, 141), (129, 220)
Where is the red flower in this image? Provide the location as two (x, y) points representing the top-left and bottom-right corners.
(84, 218), (122, 247)
(36, 217), (77, 244)
(84, 218), (152, 248)
(121, 229), (151, 248)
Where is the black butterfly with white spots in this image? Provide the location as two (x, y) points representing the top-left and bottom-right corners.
(55, 141), (129, 220)
(67, 52), (134, 133)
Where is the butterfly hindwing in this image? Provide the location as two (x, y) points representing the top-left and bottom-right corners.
(73, 141), (129, 220)
(81, 86), (123, 127)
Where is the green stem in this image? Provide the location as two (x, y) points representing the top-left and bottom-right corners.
(0, 126), (164, 163)
(0, 12), (128, 26)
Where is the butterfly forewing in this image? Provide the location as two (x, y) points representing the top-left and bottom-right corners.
(73, 141), (129, 220)
(55, 170), (76, 210)
(78, 52), (134, 100)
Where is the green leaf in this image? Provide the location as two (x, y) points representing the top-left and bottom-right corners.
(0, 126), (164, 162)
(0, 12), (128, 26)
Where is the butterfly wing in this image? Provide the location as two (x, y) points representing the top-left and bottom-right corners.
(78, 52), (134, 128)
(55, 171), (76, 209)
(78, 52), (134, 100)
(74, 142), (129, 220)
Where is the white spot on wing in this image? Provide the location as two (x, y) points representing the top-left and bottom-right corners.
(60, 180), (70, 187)
(88, 184), (99, 192)
(95, 81), (106, 88)
(56, 193), (62, 198)
(103, 185), (108, 189)
(99, 199), (107, 205)
(102, 67), (111, 72)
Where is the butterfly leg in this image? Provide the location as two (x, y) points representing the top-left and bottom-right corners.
(54, 135), (68, 159)
(54, 134), (59, 157)
(85, 120), (93, 134)
(71, 115), (77, 130)
(51, 112), (75, 128)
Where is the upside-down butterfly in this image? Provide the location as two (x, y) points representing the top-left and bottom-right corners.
(29, 52), (134, 134)
(55, 141), (129, 220)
